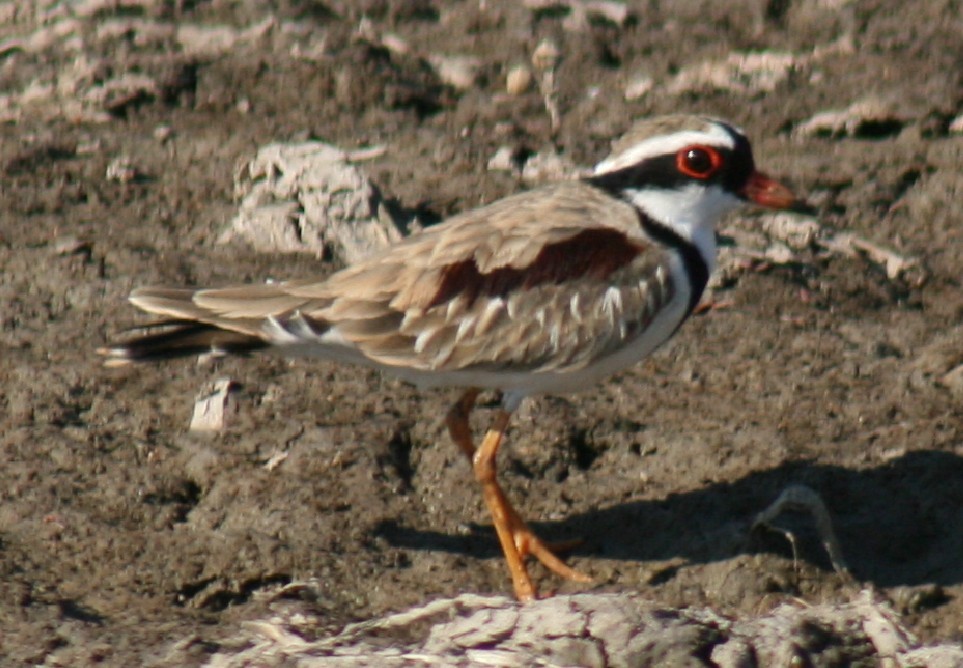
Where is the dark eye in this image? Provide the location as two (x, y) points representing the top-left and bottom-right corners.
(676, 145), (723, 179)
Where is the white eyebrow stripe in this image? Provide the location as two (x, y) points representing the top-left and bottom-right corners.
(593, 125), (736, 175)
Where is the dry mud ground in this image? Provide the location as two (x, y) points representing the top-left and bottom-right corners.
(1, 1), (962, 665)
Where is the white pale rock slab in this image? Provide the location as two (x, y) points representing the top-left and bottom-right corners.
(189, 378), (237, 432)
(222, 141), (403, 265)
(202, 590), (963, 667)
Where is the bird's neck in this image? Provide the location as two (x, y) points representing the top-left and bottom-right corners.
(618, 185), (721, 275)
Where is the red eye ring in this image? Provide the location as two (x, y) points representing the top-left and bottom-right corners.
(676, 145), (724, 179)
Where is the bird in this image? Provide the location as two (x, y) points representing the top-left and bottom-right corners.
(100, 114), (797, 602)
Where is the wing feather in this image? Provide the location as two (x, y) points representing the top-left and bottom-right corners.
(110, 180), (676, 376)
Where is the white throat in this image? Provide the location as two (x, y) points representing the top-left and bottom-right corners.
(624, 183), (741, 273)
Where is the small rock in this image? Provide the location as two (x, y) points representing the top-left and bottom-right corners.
(794, 99), (905, 138)
(263, 449), (289, 471)
(764, 242), (794, 264)
(153, 124), (173, 143)
(939, 364), (963, 398)
(380, 32), (410, 56)
(105, 156), (140, 183)
(189, 378), (238, 432)
(175, 24), (241, 57)
(762, 213), (820, 250)
(52, 235), (91, 255)
(506, 64), (533, 95)
(624, 75), (653, 101)
(532, 38), (561, 72)
(668, 51), (799, 95)
(487, 145), (519, 172)
(521, 148), (582, 184)
(429, 54), (482, 91)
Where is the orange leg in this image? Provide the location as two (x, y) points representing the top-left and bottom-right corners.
(446, 390), (593, 601)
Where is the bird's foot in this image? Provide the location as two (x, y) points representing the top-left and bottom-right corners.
(513, 525), (593, 586)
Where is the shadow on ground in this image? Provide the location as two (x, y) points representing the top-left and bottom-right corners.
(378, 449), (963, 588)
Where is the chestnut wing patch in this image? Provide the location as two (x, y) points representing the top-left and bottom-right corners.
(428, 228), (644, 309)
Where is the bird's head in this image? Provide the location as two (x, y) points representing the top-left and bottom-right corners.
(589, 115), (797, 242)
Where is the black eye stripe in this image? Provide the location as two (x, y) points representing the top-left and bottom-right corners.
(588, 149), (734, 192)
(587, 132), (756, 197)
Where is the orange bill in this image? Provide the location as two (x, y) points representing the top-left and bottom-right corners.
(741, 170), (797, 209)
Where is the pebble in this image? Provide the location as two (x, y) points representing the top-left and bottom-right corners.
(52, 235), (90, 255)
(939, 364), (963, 397)
(532, 38), (560, 72)
(487, 145), (517, 172)
(189, 378), (238, 432)
(624, 75), (653, 101)
(105, 156), (139, 183)
(153, 124), (173, 143)
(506, 64), (533, 95)
(429, 54), (481, 90)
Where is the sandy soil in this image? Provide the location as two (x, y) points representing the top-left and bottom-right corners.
(1, 1), (961, 665)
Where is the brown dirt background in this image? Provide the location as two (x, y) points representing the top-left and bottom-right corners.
(1, 1), (961, 665)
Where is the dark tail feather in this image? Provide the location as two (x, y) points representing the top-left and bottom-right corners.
(98, 320), (268, 366)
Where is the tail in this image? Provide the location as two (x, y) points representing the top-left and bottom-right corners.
(98, 320), (269, 367)
(99, 286), (276, 366)
(100, 284), (323, 366)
